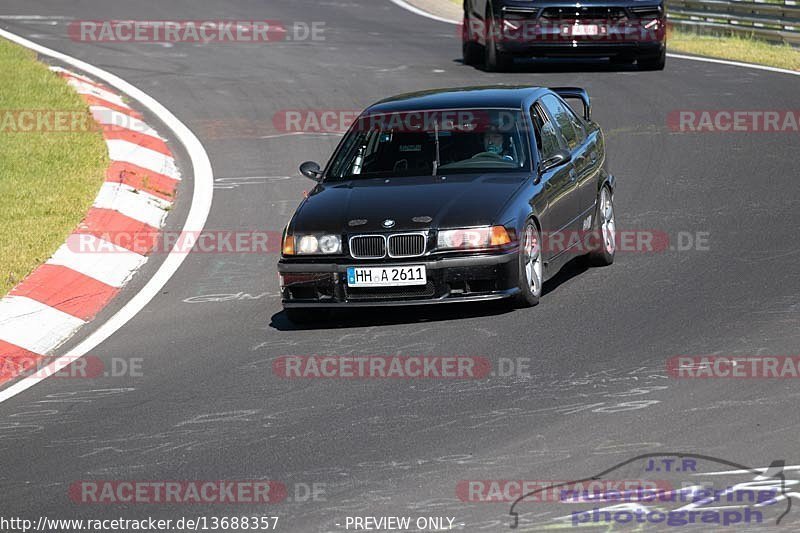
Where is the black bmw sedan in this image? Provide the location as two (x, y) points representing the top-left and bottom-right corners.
(278, 86), (616, 323)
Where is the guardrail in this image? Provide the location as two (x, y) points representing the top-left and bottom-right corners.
(666, 0), (800, 46)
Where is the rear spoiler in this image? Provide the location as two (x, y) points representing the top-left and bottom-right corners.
(550, 87), (592, 121)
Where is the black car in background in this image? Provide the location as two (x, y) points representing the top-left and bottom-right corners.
(462, 0), (667, 70)
(278, 87), (616, 323)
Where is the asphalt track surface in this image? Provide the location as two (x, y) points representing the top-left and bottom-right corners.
(1, 1), (799, 531)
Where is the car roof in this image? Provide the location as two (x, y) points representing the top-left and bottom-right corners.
(365, 86), (549, 114)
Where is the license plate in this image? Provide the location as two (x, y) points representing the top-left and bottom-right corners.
(346, 265), (426, 287)
(570, 24), (600, 36)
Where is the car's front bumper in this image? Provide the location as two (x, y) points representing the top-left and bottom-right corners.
(278, 251), (521, 308)
(499, 41), (665, 59)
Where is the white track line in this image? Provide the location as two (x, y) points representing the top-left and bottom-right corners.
(388, 0), (800, 77)
(0, 16), (73, 20)
(388, 0), (460, 24)
(666, 52), (800, 77)
(0, 29), (214, 404)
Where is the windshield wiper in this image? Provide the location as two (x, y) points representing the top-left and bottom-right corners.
(432, 122), (441, 176)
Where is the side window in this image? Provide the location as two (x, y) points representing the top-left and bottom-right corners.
(542, 94), (580, 151)
(530, 103), (562, 161)
(564, 103), (587, 145)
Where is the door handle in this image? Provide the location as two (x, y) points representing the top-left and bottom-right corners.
(569, 169), (577, 182)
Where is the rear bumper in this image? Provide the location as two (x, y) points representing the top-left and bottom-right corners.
(278, 252), (520, 308)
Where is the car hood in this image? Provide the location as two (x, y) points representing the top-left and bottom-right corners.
(292, 173), (527, 233)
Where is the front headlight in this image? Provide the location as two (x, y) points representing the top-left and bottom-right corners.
(292, 233), (342, 255)
(318, 234), (341, 254)
(437, 226), (511, 251)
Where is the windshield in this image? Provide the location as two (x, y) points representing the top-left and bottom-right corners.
(326, 108), (530, 180)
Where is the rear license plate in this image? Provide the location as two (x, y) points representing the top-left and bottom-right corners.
(570, 24), (600, 36)
(346, 265), (427, 287)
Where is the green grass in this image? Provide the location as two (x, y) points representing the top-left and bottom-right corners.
(668, 28), (800, 71)
(0, 38), (108, 296)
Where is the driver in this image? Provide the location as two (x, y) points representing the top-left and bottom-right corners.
(482, 129), (515, 161)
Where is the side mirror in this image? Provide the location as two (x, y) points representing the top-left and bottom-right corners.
(538, 150), (572, 174)
(299, 161), (323, 181)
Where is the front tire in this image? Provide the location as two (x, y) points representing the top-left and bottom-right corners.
(484, 11), (512, 72)
(588, 186), (616, 267)
(462, 14), (482, 66)
(284, 307), (321, 325)
(514, 220), (542, 307)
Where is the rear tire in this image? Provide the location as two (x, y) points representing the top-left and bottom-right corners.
(588, 186), (616, 267)
(514, 220), (542, 308)
(638, 49), (666, 71)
